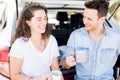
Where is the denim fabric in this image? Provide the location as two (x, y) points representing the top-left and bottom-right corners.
(64, 24), (120, 80)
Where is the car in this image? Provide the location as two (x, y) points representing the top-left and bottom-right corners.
(0, 0), (120, 80)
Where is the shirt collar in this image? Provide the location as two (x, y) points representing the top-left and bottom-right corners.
(80, 23), (111, 36)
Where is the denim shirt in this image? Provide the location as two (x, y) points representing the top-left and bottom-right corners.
(64, 25), (120, 80)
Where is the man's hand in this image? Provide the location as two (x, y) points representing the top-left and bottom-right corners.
(62, 52), (76, 69)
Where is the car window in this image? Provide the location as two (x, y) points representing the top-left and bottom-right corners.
(108, 0), (120, 30)
(0, 1), (7, 31)
(0, 0), (17, 47)
(109, 0), (120, 24)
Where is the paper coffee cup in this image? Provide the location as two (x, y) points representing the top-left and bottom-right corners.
(51, 70), (62, 80)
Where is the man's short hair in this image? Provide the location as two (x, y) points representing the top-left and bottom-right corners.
(85, 0), (109, 18)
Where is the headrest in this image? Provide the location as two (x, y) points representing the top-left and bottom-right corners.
(70, 13), (84, 28)
(56, 12), (68, 21)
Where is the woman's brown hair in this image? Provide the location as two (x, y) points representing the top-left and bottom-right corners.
(12, 2), (51, 43)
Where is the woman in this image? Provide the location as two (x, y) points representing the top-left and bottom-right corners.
(9, 2), (63, 80)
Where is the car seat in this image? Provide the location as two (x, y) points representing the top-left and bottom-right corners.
(56, 12), (69, 29)
(70, 13), (84, 29)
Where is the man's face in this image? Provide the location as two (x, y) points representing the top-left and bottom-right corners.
(83, 8), (100, 32)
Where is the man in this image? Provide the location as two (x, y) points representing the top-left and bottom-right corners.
(61, 0), (120, 80)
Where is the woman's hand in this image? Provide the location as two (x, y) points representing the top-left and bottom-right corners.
(41, 75), (52, 80)
(33, 75), (52, 80)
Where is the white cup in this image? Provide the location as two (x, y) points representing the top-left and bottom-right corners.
(76, 50), (88, 63)
(51, 70), (62, 80)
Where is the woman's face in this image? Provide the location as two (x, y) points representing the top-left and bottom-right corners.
(26, 9), (47, 35)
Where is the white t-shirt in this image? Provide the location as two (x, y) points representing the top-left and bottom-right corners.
(9, 35), (59, 77)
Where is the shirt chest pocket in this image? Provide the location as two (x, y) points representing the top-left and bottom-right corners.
(100, 48), (116, 64)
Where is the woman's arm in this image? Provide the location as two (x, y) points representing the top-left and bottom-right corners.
(51, 57), (64, 80)
(51, 57), (60, 70)
(9, 56), (31, 80)
(10, 56), (51, 80)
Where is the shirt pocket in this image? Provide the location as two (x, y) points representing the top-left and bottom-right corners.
(100, 48), (116, 64)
